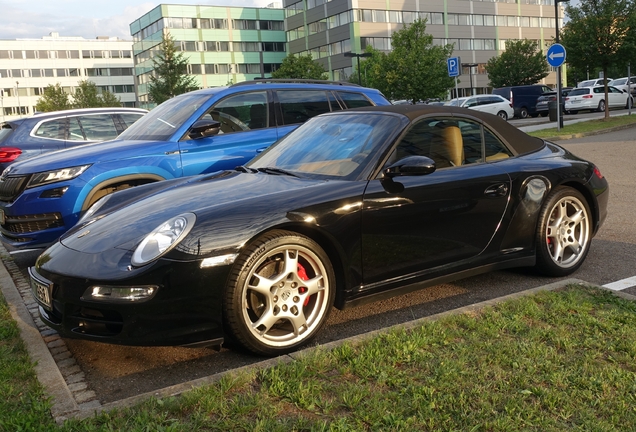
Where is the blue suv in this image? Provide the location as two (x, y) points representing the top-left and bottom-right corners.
(0, 80), (389, 249)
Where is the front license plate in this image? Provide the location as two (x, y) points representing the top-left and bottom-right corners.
(28, 267), (53, 311)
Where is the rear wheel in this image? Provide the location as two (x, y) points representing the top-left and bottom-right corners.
(496, 111), (508, 120)
(535, 187), (592, 276)
(223, 230), (335, 356)
(518, 107), (529, 118)
(597, 100), (606, 112)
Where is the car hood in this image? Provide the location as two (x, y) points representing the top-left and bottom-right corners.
(5, 138), (174, 175)
(59, 171), (343, 255)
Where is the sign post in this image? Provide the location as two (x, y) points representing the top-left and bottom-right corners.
(447, 57), (461, 100)
(547, 43), (566, 131)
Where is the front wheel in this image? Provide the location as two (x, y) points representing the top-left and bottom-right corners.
(535, 187), (592, 277)
(224, 230), (335, 356)
(497, 111), (508, 121)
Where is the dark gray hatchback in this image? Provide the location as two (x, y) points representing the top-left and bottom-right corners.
(0, 107), (147, 170)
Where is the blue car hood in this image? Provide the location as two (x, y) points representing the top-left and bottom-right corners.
(60, 171), (331, 254)
(6, 138), (174, 175)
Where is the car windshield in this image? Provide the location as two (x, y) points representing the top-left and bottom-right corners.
(612, 78), (627, 86)
(445, 98), (467, 106)
(568, 88), (590, 96)
(117, 92), (217, 141)
(248, 113), (400, 179)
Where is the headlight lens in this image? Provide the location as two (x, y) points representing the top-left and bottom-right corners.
(131, 213), (196, 266)
(27, 165), (91, 188)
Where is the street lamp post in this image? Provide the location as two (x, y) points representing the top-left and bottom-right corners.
(461, 63), (478, 96)
(554, 0), (569, 130)
(344, 52), (372, 85)
(15, 81), (21, 118)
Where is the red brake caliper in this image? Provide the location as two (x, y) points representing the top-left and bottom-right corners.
(297, 264), (310, 306)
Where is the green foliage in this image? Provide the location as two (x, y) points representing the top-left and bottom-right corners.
(354, 19), (454, 102)
(72, 80), (121, 108)
(148, 33), (199, 105)
(561, 0), (636, 116)
(270, 54), (328, 80)
(485, 39), (550, 88)
(34, 83), (71, 112)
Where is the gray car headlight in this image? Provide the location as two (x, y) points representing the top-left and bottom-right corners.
(27, 165), (91, 188)
(131, 213), (196, 267)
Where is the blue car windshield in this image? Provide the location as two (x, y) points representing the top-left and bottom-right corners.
(117, 92), (216, 141)
(249, 112), (399, 179)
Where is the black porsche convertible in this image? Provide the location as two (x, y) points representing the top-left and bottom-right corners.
(29, 104), (608, 356)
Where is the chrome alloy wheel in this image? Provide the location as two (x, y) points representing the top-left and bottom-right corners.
(544, 195), (590, 269)
(241, 244), (330, 348)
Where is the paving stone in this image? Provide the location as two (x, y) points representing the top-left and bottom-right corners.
(40, 329), (58, 337)
(53, 351), (72, 361)
(50, 346), (68, 356)
(43, 334), (61, 343)
(57, 357), (76, 368)
(67, 382), (88, 393)
(78, 400), (102, 411)
(74, 390), (97, 404)
(66, 372), (86, 384)
(60, 365), (82, 378)
(47, 339), (65, 349)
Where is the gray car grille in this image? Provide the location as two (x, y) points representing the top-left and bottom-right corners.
(0, 175), (29, 202)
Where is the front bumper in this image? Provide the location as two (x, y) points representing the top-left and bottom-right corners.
(31, 244), (230, 347)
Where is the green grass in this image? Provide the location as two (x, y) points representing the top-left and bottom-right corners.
(3, 285), (636, 431)
(528, 113), (636, 139)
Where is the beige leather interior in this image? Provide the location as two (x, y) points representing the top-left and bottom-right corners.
(440, 125), (464, 166)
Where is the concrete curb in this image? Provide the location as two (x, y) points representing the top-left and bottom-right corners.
(533, 120), (636, 142)
(2, 246), (635, 422)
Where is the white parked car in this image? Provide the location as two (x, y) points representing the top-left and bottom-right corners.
(564, 85), (633, 114)
(444, 94), (515, 120)
(608, 77), (636, 96)
(577, 78), (612, 88)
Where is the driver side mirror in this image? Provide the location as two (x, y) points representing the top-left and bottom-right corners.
(383, 156), (436, 178)
(189, 119), (221, 139)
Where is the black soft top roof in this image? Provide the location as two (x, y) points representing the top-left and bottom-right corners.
(349, 104), (545, 156)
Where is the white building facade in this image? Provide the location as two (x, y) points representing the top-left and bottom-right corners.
(0, 32), (137, 122)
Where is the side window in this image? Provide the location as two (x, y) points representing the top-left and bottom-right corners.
(277, 90), (331, 125)
(594, 87), (604, 94)
(393, 118), (512, 169)
(209, 91), (268, 133)
(328, 92), (343, 111)
(77, 114), (119, 141)
(483, 127), (513, 162)
(336, 91), (373, 108)
(464, 98), (478, 107)
(119, 113), (144, 128)
(34, 119), (67, 140)
(68, 118), (85, 141)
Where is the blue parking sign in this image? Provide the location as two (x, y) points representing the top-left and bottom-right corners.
(447, 57), (461, 77)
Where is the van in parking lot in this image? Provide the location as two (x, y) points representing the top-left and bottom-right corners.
(492, 85), (552, 118)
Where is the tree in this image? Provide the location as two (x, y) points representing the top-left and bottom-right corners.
(72, 80), (121, 108)
(485, 39), (550, 88)
(271, 54), (328, 80)
(35, 83), (71, 112)
(561, 0), (636, 118)
(148, 33), (199, 105)
(353, 19), (454, 102)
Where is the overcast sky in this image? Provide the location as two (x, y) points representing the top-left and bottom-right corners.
(0, 0), (273, 41)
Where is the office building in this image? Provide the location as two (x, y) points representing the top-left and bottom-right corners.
(283, 0), (564, 95)
(130, 4), (287, 109)
(0, 32), (137, 122)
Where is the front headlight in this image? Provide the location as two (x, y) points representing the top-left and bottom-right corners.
(27, 165), (91, 188)
(131, 213), (196, 267)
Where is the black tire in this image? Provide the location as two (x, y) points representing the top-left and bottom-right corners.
(626, 97), (633, 109)
(223, 230), (335, 356)
(569, 110), (578, 114)
(535, 187), (592, 277)
(540, 112), (548, 117)
(496, 111), (508, 121)
(597, 100), (606, 112)
(519, 107), (529, 119)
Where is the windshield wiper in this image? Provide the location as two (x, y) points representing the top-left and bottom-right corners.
(257, 167), (300, 177)
(235, 165), (258, 173)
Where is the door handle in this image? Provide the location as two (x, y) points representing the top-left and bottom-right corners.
(484, 183), (509, 197)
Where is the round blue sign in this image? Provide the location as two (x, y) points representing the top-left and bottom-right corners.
(547, 44), (566, 68)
